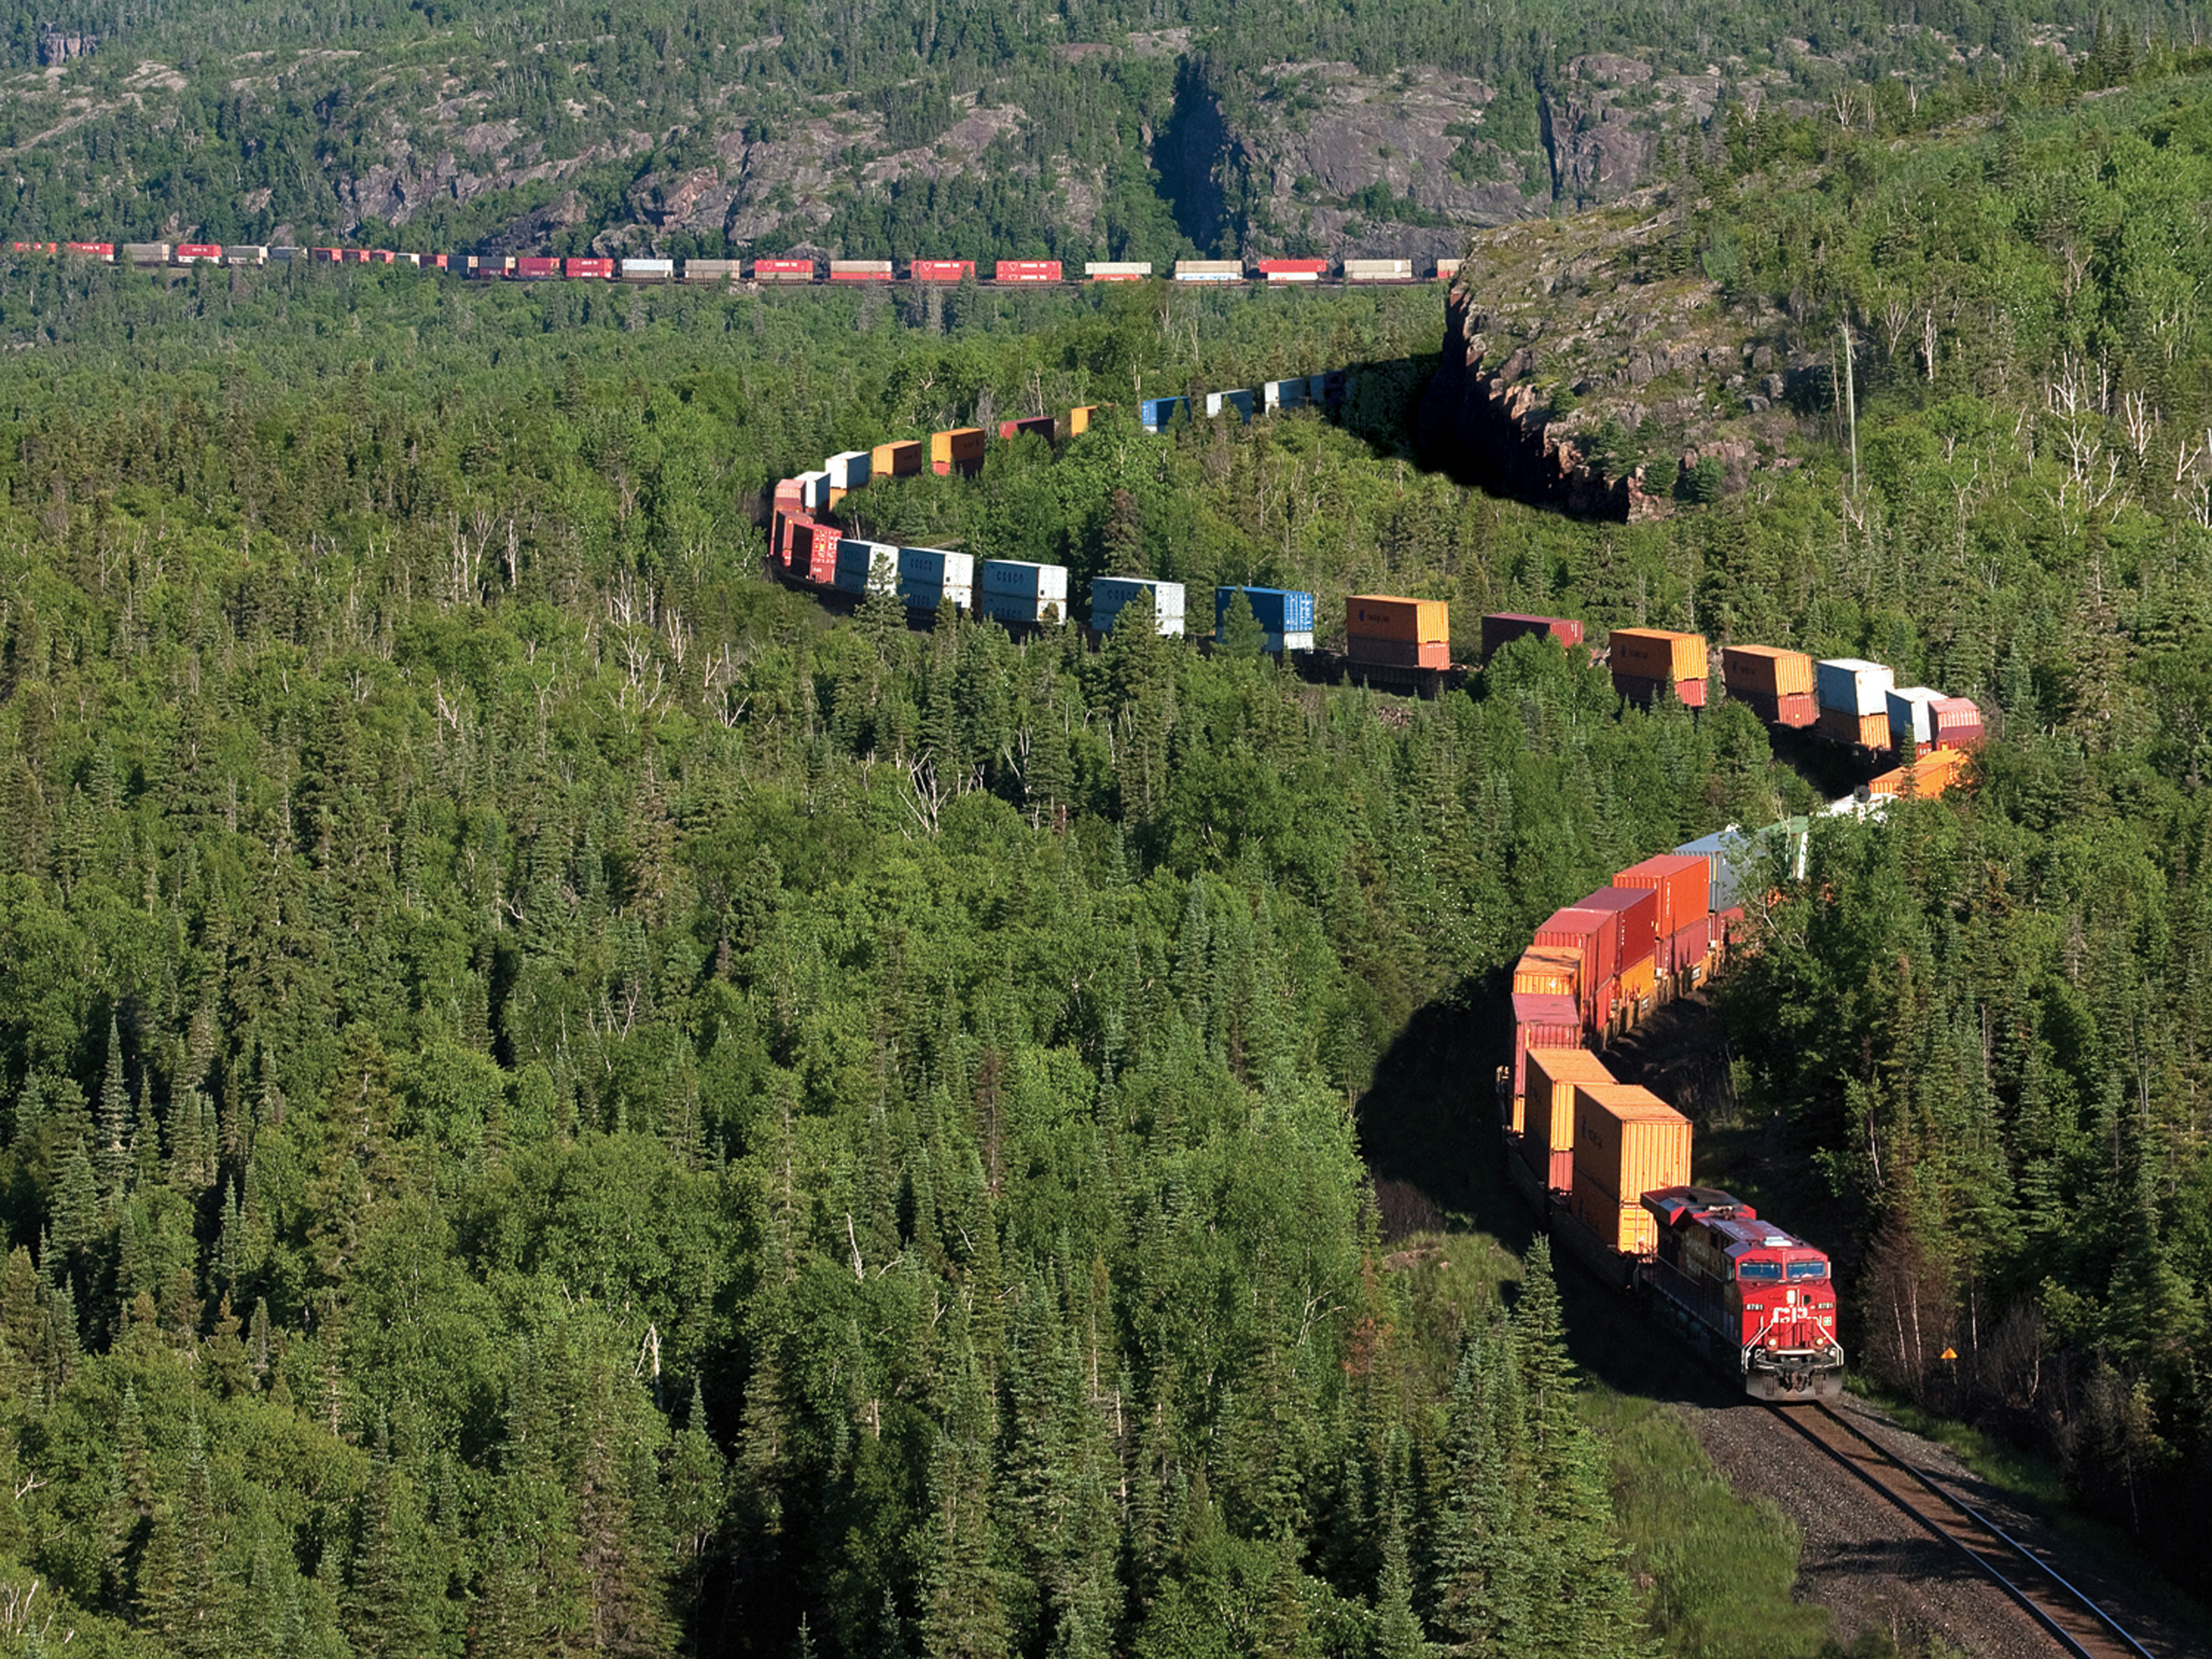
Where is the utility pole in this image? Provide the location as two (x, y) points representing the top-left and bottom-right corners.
(1840, 323), (1859, 494)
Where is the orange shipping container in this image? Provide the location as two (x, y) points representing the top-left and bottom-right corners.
(1864, 747), (1969, 801)
(1614, 853), (1710, 940)
(1619, 954), (1656, 1009)
(1720, 644), (1814, 698)
(1608, 628), (1708, 683)
(1069, 404), (1098, 435)
(1572, 1083), (1692, 1206)
(872, 439), (924, 477)
(1571, 1186), (1661, 1257)
(1816, 705), (1890, 748)
(1346, 595), (1449, 645)
(1524, 1048), (1615, 1181)
(1512, 947), (1581, 1003)
(930, 428), (987, 475)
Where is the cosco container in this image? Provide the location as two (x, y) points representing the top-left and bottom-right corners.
(1815, 658), (1895, 715)
(1205, 389), (1255, 423)
(1173, 260), (1244, 282)
(1931, 696), (1984, 750)
(1215, 587), (1316, 636)
(1613, 853), (1710, 942)
(1255, 259), (1325, 282)
(980, 561), (1070, 602)
(515, 257), (561, 279)
(1480, 613), (1584, 662)
(1885, 686), (1947, 750)
(1343, 258), (1414, 282)
(833, 539), (900, 595)
(1524, 1047), (1613, 1188)
(749, 258), (814, 281)
(1090, 576), (1186, 636)
(829, 260), (893, 281)
(825, 451), (872, 490)
(871, 439), (923, 477)
(1085, 261), (1152, 280)
(1721, 643), (1813, 698)
(930, 427), (987, 477)
(997, 416), (1056, 444)
(995, 260), (1062, 282)
(684, 258), (739, 282)
(222, 245), (268, 265)
(1139, 397), (1191, 432)
(978, 590), (1069, 625)
(620, 258), (675, 281)
(1262, 379), (1308, 412)
(910, 259), (975, 283)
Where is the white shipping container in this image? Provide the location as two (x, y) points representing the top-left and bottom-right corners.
(833, 538), (900, 595)
(1091, 576), (1186, 635)
(826, 450), (872, 490)
(1435, 258), (1464, 279)
(1263, 379), (1308, 412)
(830, 260), (894, 278)
(1885, 686), (1947, 748)
(223, 245), (268, 265)
(798, 470), (831, 510)
(897, 547), (975, 590)
(1343, 258), (1413, 281)
(1173, 260), (1244, 283)
(683, 258), (739, 281)
(978, 590), (1068, 625)
(1815, 658), (1896, 716)
(1085, 261), (1154, 277)
(978, 559), (1070, 600)
(621, 258), (676, 280)
(901, 580), (973, 612)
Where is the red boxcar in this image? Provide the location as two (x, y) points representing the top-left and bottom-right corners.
(564, 258), (616, 279)
(515, 257), (561, 279)
(174, 243), (223, 262)
(995, 260), (1062, 283)
(751, 258), (815, 281)
(910, 259), (975, 282)
(997, 416), (1057, 443)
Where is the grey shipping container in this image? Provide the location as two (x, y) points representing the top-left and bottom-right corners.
(683, 258), (738, 282)
(621, 258), (676, 281)
(122, 243), (170, 266)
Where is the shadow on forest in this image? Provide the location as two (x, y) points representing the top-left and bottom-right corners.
(1355, 973), (1746, 1411)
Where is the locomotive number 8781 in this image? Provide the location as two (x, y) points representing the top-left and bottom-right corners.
(1643, 1188), (1844, 1401)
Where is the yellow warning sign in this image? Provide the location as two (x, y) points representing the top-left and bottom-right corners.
(1940, 1347), (1957, 1361)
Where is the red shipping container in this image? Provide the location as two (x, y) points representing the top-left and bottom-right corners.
(1615, 672), (1708, 708)
(1931, 696), (1984, 750)
(1480, 612), (1585, 662)
(64, 242), (113, 257)
(1572, 887), (1658, 978)
(1535, 907), (1618, 1009)
(751, 258), (815, 281)
(1346, 638), (1450, 670)
(1670, 916), (1711, 976)
(346, 249), (370, 264)
(1510, 993), (1581, 1097)
(174, 243), (223, 262)
(564, 257), (616, 278)
(995, 260), (1062, 282)
(516, 256), (561, 279)
(429, 253), (450, 269)
(1614, 853), (1710, 940)
(1256, 258), (1327, 280)
(998, 416), (1057, 442)
(911, 259), (975, 282)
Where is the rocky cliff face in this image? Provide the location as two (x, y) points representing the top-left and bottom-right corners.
(1418, 193), (1816, 521)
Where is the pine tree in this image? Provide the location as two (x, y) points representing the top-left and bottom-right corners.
(95, 1011), (132, 1201)
(1427, 1331), (1529, 1656)
(666, 1379), (727, 1641)
(345, 1418), (441, 1658)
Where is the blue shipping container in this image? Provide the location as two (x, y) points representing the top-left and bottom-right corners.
(1215, 586), (1316, 634)
(1140, 397), (1191, 432)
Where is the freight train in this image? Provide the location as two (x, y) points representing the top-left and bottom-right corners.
(8, 243), (1464, 285)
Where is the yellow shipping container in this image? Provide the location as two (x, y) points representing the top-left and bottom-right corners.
(930, 427), (987, 462)
(1069, 404), (1098, 435)
(1720, 643), (1813, 697)
(1608, 628), (1709, 683)
(827, 487), (848, 510)
(872, 439), (924, 477)
(1619, 954), (1656, 1006)
(1571, 1183), (1660, 1256)
(1571, 1083), (1691, 1206)
(1346, 595), (1449, 645)
(1513, 947), (1581, 1002)
(1526, 1048), (1616, 1163)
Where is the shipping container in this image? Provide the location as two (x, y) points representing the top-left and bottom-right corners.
(829, 260), (893, 281)
(1864, 747), (1970, 801)
(1480, 612), (1584, 662)
(980, 560), (1070, 602)
(684, 258), (739, 281)
(63, 242), (114, 259)
(930, 427), (987, 477)
(1524, 1047), (1613, 1184)
(997, 415), (1057, 444)
(1205, 389), (1255, 423)
(977, 590), (1070, 626)
(825, 451), (872, 490)
(1609, 627), (1708, 683)
(1309, 370), (1349, 404)
(1215, 587), (1316, 635)
(1931, 696), (1984, 750)
(1734, 689), (1820, 727)
(1815, 705), (1890, 748)
(515, 256), (561, 279)
(1255, 258), (1327, 281)
(995, 260), (1062, 283)
(786, 520), (839, 585)
(1511, 991), (1583, 1105)
(1619, 953), (1657, 1015)
(1349, 637), (1450, 670)
(1613, 853), (1710, 941)
(173, 243), (223, 263)
(1815, 657), (1895, 715)
(1346, 595), (1448, 646)
(1720, 643), (1814, 698)
(833, 538), (900, 596)
(871, 439), (924, 478)
(1343, 258), (1414, 282)
(222, 245), (268, 265)
(1573, 886), (1660, 981)
(1139, 397), (1191, 432)
(1068, 405), (1099, 434)
(1512, 947), (1581, 1002)
(620, 258), (676, 281)
(909, 259), (976, 283)
(1090, 576), (1186, 636)
(1885, 686), (1947, 750)
(1084, 261), (1153, 280)
(1262, 379), (1308, 413)
(897, 546), (973, 592)
(1667, 916), (1715, 982)
(1173, 259), (1246, 282)
(748, 258), (814, 282)
(1614, 673), (1710, 708)
(425, 254), (450, 269)
(1534, 907), (1618, 1007)
(122, 243), (170, 266)
(1434, 257), (1464, 279)
(1573, 1083), (1692, 1206)
(798, 470), (831, 510)
(344, 249), (370, 264)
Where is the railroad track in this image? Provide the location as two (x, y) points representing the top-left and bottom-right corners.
(1770, 1401), (2158, 1659)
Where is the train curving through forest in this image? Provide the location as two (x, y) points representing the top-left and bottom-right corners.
(765, 402), (1987, 1402)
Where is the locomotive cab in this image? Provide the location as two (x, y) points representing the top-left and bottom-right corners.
(1643, 1186), (1845, 1401)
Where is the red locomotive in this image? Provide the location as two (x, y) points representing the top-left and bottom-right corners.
(1643, 1188), (1843, 1400)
